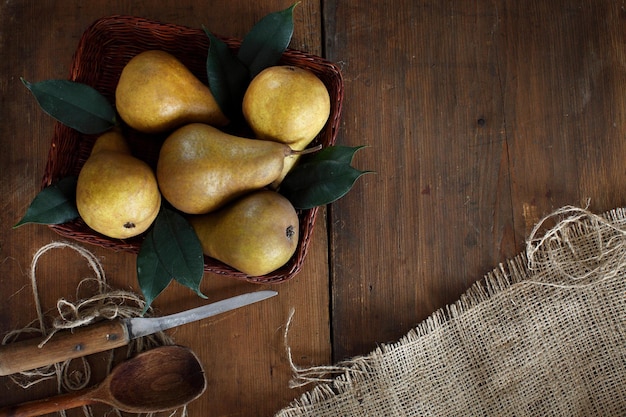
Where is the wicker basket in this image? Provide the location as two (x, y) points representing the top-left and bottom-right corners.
(41, 15), (343, 284)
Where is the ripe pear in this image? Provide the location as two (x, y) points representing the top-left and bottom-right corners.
(189, 190), (299, 276)
(115, 50), (229, 133)
(76, 130), (161, 239)
(89, 128), (131, 155)
(157, 123), (299, 215)
(242, 65), (331, 186)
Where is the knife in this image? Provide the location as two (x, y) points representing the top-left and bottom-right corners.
(0, 290), (277, 376)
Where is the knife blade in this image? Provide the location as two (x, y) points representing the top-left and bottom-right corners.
(0, 290), (277, 376)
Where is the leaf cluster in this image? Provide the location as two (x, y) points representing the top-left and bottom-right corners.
(280, 146), (371, 209)
(205, 2), (297, 122)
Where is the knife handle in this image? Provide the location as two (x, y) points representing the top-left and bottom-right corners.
(0, 320), (130, 376)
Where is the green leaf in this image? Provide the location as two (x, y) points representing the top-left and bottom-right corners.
(137, 232), (173, 313)
(308, 145), (368, 164)
(204, 29), (250, 120)
(137, 207), (206, 312)
(237, 2), (298, 77)
(280, 159), (372, 209)
(14, 176), (79, 227)
(22, 78), (116, 135)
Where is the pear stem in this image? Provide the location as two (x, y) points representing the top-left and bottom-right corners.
(290, 144), (323, 156)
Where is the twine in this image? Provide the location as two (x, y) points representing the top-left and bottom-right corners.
(1, 241), (184, 417)
(284, 308), (366, 389)
(525, 204), (626, 288)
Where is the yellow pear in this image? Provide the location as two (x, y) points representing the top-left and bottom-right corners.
(88, 128), (131, 155)
(189, 190), (299, 276)
(115, 50), (229, 133)
(76, 130), (161, 239)
(157, 123), (298, 215)
(242, 65), (331, 186)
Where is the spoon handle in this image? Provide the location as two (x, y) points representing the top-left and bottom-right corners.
(0, 389), (96, 417)
(0, 320), (130, 376)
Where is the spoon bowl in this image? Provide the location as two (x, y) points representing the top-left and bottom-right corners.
(0, 345), (206, 417)
(102, 344), (206, 412)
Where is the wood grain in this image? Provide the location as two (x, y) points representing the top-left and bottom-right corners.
(325, 0), (626, 361)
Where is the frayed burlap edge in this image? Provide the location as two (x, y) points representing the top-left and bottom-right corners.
(276, 206), (626, 416)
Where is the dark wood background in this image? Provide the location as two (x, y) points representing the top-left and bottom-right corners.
(2, 1), (625, 416)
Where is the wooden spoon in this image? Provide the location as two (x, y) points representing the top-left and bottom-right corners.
(0, 345), (206, 417)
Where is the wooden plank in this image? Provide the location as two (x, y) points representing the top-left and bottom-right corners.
(325, 0), (514, 360)
(325, 0), (626, 362)
(0, 1), (330, 415)
(498, 1), (626, 230)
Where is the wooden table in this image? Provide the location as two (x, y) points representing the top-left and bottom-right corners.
(2, 1), (625, 415)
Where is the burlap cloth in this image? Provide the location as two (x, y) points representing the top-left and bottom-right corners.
(276, 206), (626, 416)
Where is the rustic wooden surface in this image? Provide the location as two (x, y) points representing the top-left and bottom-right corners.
(1, 1), (625, 416)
